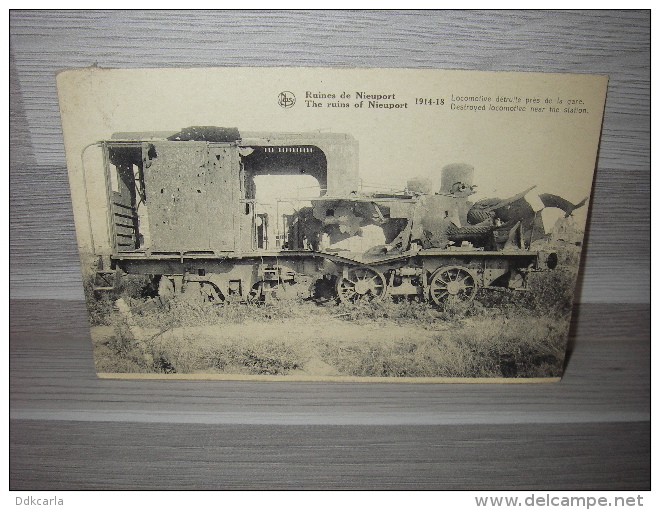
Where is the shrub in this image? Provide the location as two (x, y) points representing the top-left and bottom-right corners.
(475, 263), (578, 319)
(117, 274), (152, 298)
(447, 314), (568, 377)
(336, 297), (441, 324)
(319, 339), (476, 378)
(83, 276), (116, 326)
(83, 273), (153, 326)
(92, 316), (154, 373)
(145, 334), (303, 375)
(132, 299), (304, 331)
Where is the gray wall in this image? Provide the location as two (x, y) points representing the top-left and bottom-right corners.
(10, 10), (650, 302)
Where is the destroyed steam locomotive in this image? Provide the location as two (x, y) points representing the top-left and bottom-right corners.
(87, 126), (579, 306)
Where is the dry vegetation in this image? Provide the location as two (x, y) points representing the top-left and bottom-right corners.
(88, 242), (580, 379)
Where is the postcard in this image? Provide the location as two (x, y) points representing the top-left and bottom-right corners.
(57, 67), (607, 381)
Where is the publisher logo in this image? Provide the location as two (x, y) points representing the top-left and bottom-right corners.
(278, 91), (296, 108)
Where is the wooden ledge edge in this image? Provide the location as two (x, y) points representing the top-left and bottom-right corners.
(96, 372), (562, 383)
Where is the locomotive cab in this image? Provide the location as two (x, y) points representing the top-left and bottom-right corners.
(99, 128), (358, 259)
(239, 144), (327, 251)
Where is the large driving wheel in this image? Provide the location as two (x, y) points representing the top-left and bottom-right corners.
(428, 266), (477, 306)
(336, 266), (386, 304)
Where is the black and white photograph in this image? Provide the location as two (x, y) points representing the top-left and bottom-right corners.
(57, 67), (608, 381)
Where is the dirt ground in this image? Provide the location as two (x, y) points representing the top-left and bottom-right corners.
(90, 297), (567, 380)
(90, 308), (454, 377)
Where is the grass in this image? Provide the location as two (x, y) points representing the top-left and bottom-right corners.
(317, 312), (567, 378)
(89, 242), (579, 378)
(335, 298), (442, 324)
(84, 274), (153, 326)
(147, 336), (304, 375)
(92, 316), (155, 374)
(94, 296), (570, 378)
(132, 298), (303, 330)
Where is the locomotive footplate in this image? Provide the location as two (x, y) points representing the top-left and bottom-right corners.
(110, 247), (555, 305)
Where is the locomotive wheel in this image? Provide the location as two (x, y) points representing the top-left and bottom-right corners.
(429, 266), (477, 306)
(336, 266), (386, 304)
